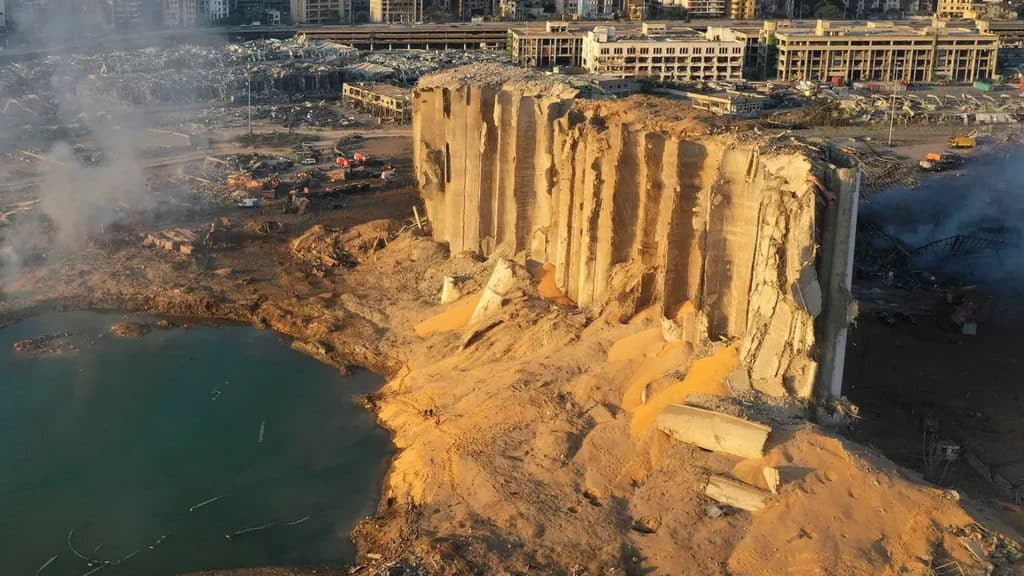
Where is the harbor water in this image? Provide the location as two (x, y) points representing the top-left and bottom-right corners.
(0, 311), (390, 575)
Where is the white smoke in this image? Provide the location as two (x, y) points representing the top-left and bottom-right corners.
(1, 5), (219, 287)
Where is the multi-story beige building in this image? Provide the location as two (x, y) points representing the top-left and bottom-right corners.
(936, 0), (973, 17)
(369, 0), (421, 22)
(581, 23), (746, 82)
(707, 24), (769, 78)
(662, 0), (726, 17)
(499, 0), (545, 19)
(963, 1), (1018, 20)
(774, 20), (998, 83)
(729, 0), (756, 19)
(508, 21), (585, 68)
(291, 0), (347, 23)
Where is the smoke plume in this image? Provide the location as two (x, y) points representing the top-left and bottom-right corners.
(860, 149), (1024, 288)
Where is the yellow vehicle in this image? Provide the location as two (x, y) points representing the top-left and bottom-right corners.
(948, 134), (977, 149)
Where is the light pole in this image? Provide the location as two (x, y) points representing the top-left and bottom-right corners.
(247, 72), (253, 136)
(887, 80), (897, 147)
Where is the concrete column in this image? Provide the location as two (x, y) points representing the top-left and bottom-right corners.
(816, 167), (860, 399)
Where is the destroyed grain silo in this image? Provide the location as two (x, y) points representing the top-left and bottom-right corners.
(412, 64), (859, 400)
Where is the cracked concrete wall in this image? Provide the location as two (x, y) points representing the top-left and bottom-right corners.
(413, 66), (856, 399)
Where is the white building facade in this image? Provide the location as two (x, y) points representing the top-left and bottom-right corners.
(581, 25), (746, 82)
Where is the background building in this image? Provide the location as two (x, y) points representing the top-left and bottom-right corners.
(687, 90), (769, 115)
(660, 0), (726, 17)
(962, 0), (1019, 18)
(581, 23), (746, 82)
(291, 0), (344, 22)
(774, 19), (998, 83)
(111, 0), (146, 30)
(369, 0), (421, 21)
(200, 0), (231, 20)
(232, 0), (287, 22)
(457, 0), (492, 17)
(162, 0), (198, 27)
(707, 24), (771, 78)
(509, 22), (584, 68)
(499, 0), (546, 18)
(936, 0), (973, 16)
(729, 0), (756, 18)
(0, 0), (7, 29)
(9, 0), (48, 31)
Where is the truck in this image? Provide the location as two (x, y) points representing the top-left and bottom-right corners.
(948, 134), (976, 149)
(919, 152), (962, 172)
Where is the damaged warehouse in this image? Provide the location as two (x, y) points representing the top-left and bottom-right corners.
(342, 82), (411, 123)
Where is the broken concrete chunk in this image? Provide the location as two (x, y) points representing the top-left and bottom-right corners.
(665, 302), (708, 345)
(440, 275), (463, 305)
(726, 368), (752, 393)
(661, 316), (686, 343)
(763, 467), (781, 494)
(794, 265), (823, 317)
(705, 475), (773, 512)
(469, 258), (518, 325)
(656, 404), (771, 459)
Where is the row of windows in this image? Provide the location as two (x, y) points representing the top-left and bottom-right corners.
(598, 46), (742, 56)
(590, 55), (742, 63)
(593, 67), (741, 73)
(779, 48), (996, 58)
(782, 39), (997, 48)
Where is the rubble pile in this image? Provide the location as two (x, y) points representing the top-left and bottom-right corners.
(822, 140), (918, 199)
(346, 50), (509, 83)
(816, 89), (1024, 126)
(141, 227), (198, 255)
(290, 224), (358, 273)
(0, 37), (507, 141)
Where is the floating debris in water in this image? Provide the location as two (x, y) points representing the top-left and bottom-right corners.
(80, 565), (107, 576)
(119, 550), (139, 562)
(225, 522), (276, 540)
(67, 529), (92, 562)
(258, 419), (265, 444)
(286, 515), (310, 526)
(189, 495), (223, 512)
(147, 535), (167, 550)
(35, 554), (58, 575)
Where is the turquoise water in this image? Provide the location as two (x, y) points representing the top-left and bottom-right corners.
(0, 311), (391, 575)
